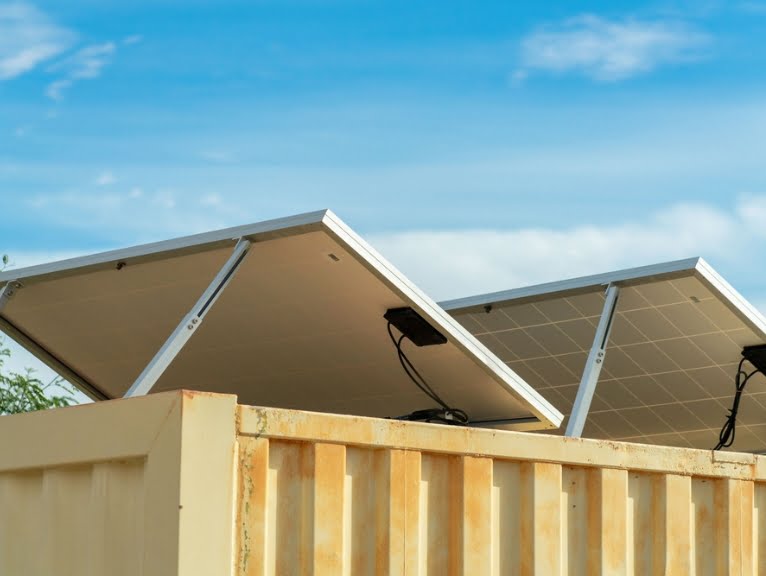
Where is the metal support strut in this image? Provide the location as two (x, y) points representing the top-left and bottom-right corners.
(565, 283), (620, 438)
(124, 238), (252, 398)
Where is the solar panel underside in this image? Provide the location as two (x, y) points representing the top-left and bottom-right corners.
(448, 273), (766, 451)
(0, 211), (562, 430)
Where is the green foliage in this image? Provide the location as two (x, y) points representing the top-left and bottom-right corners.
(0, 342), (76, 415)
(0, 253), (76, 415)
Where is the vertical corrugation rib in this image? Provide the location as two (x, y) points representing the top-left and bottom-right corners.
(457, 456), (493, 575)
(0, 461), (145, 576)
(491, 460), (521, 576)
(520, 461), (563, 576)
(754, 483), (766, 575)
(236, 438), (764, 576)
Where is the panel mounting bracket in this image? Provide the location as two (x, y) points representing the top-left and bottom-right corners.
(565, 283), (620, 438)
(124, 237), (252, 398)
(0, 281), (20, 311)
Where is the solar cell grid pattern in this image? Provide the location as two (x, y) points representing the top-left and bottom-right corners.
(451, 275), (766, 451)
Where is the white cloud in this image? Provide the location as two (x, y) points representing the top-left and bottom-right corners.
(13, 189), (766, 317)
(737, 196), (766, 236)
(0, 2), (74, 80)
(122, 34), (142, 46)
(94, 170), (116, 186)
(46, 41), (115, 99)
(200, 193), (222, 206)
(24, 188), (239, 241)
(519, 15), (708, 81)
(368, 197), (757, 302)
(66, 42), (115, 78)
(2, 249), (89, 269)
(45, 78), (70, 100)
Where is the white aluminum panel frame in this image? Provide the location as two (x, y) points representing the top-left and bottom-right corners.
(441, 257), (766, 343)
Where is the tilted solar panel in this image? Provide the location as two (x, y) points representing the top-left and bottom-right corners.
(443, 258), (766, 451)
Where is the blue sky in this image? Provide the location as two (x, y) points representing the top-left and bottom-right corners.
(2, 1), (766, 325)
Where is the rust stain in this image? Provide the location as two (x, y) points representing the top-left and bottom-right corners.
(237, 437), (271, 576)
(237, 441), (255, 576)
(227, 408), (764, 576)
(181, 388), (236, 403)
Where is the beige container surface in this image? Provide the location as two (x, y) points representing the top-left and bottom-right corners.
(2, 390), (766, 575)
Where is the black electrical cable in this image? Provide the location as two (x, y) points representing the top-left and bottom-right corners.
(714, 357), (762, 451)
(389, 323), (452, 412)
(386, 321), (469, 426)
(387, 322), (443, 406)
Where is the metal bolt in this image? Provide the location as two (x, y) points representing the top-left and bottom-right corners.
(187, 324), (194, 330)
(191, 318), (199, 324)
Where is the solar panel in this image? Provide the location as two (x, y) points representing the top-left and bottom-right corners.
(442, 258), (766, 451)
(0, 210), (561, 430)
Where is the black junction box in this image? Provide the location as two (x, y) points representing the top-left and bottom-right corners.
(384, 307), (448, 347)
(743, 344), (766, 374)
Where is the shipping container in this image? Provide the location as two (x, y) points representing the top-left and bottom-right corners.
(1, 389), (764, 576)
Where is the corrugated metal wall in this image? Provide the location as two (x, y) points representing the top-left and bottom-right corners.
(2, 392), (764, 575)
(0, 461), (146, 575)
(237, 406), (766, 576)
(0, 391), (239, 576)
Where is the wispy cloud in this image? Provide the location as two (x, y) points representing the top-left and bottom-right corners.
(24, 187), (239, 241)
(122, 34), (143, 46)
(94, 170), (115, 186)
(45, 78), (69, 100)
(14, 188), (766, 316)
(0, 2), (74, 80)
(369, 196), (762, 302)
(517, 15), (709, 82)
(46, 41), (115, 100)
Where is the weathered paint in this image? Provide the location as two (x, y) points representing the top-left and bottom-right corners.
(3, 392), (766, 575)
(238, 403), (766, 575)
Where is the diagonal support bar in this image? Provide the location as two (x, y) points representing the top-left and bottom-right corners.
(124, 238), (252, 398)
(1, 280), (110, 400)
(565, 283), (620, 438)
(0, 315), (110, 400)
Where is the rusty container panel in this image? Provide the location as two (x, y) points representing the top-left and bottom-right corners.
(237, 405), (766, 576)
(2, 391), (766, 575)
